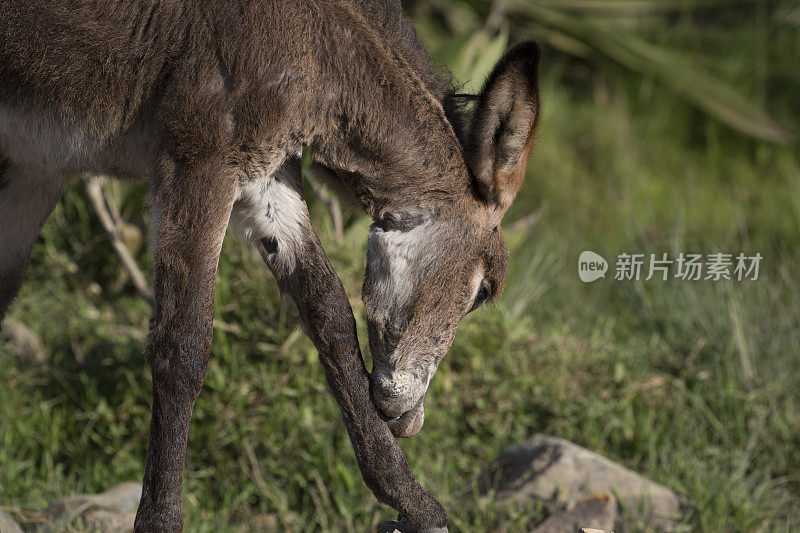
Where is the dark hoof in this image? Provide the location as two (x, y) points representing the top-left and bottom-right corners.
(377, 520), (448, 533)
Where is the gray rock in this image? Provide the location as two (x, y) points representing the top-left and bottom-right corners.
(2, 318), (45, 364)
(81, 509), (136, 532)
(38, 482), (141, 531)
(531, 493), (616, 533)
(0, 508), (24, 533)
(477, 435), (680, 530)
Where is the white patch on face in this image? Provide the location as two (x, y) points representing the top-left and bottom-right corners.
(231, 158), (309, 275)
(365, 221), (432, 321)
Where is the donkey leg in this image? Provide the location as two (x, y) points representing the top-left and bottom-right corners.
(133, 159), (237, 532)
(0, 160), (63, 323)
(291, 239), (448, 533)
(232, 159), (448, 533)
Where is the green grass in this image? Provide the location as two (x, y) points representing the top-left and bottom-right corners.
(2, 17), (800, 533)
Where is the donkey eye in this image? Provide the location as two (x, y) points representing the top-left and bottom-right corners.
(468, 282), (490, 313)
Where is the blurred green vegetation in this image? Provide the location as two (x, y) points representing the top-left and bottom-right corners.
(1, 1), (799, 531)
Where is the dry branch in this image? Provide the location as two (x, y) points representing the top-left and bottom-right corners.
(84, 176), (154, 304)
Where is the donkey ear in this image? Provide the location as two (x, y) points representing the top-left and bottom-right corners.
(467, 41), (541, 217)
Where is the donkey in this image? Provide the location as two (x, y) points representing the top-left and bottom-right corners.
(0, 1), (540, 531)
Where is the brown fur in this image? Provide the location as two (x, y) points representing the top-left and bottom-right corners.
(0, 2), (540, 531)
(467, 41), (541, 215)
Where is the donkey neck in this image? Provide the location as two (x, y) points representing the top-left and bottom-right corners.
(305, 1), (472, 218)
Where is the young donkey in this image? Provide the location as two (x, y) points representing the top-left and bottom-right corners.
(0, 1), (540, 531)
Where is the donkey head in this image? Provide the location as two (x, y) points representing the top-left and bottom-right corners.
(363, 42), (541, 437)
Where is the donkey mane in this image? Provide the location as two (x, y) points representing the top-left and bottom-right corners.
(349, 0), (474, 138)
(305, 0), (475, 216)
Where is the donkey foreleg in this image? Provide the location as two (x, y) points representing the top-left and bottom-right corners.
(232, 158), (448, 533)
(291, 252), (448, 533)
(133, 157), (237, 532)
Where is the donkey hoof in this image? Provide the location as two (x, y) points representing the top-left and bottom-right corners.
(377, 520), (448, 533)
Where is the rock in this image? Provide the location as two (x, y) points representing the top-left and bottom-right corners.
(81, 509), (136, 532)
(530, 493), (616, 533)
(2, 318), (45, 364)
(476, 434), (680, 530)
(0, 508), (24, 533)
(38, 482), (141, 531)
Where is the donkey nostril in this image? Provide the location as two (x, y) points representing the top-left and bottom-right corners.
(373, 390), (407, 419)
(371, 371), (422, 419)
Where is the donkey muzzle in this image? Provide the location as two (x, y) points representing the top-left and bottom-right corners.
(371, 369), (428, 437)
(386, 398), (425, 438)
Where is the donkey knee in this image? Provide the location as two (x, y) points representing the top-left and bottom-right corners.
(146, 325), (212, 399)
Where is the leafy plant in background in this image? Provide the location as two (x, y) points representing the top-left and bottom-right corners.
(412, 0), (797, 145)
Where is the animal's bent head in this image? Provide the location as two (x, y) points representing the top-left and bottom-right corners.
(364, 42), (541, 437)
